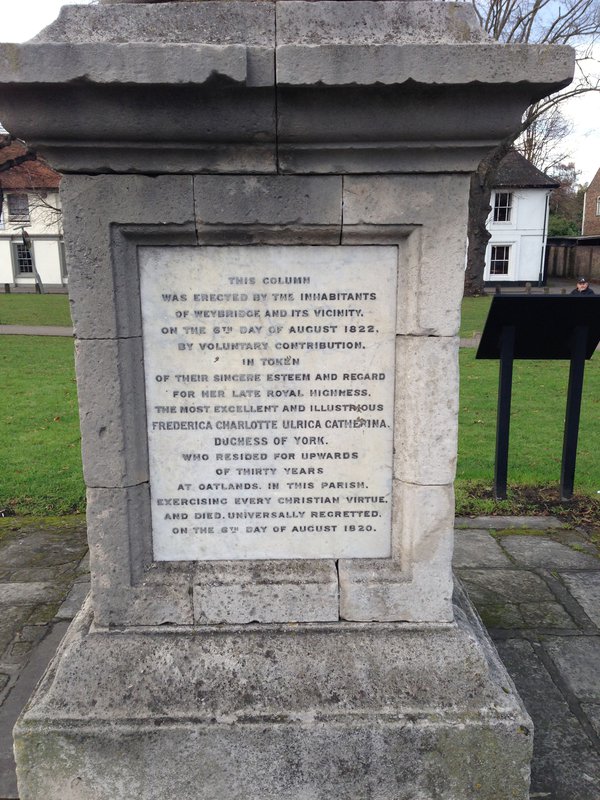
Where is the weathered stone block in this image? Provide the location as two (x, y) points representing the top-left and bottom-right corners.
(339, 482), (455, 622)
(193, 561), (339, 623)
(87, 486), (194, 627)
(61, 175), (196, 340)
(194, 175), (342, 242)
(276, 1), (489, 46)
(394, 335), (459, 485)
(343, 174), (470, 336)
(75, 338), (148, 488)
(14, 598), (532, 800)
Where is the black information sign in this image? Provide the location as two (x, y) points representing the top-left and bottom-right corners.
(476, 296), (600, 500)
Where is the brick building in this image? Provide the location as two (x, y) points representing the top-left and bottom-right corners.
(582, 167), (600, 236)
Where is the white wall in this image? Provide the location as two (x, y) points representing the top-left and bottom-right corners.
(484, 188), (550, 283)
(0, 190), (64, 288)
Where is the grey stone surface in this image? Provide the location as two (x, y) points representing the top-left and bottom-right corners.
(560, 571), (600, 626)
(0, 43), (253, 85)
(544, 637), (600, 703)
(194, 175), (342, 243)
(193, 562), (339, 624)
(453, 530), (513, 568)
(55, 581), (90, 621)
(0, 2), (573, 176)
(339, 483), (455, 622)
(582, 704), (600, 737)
(14, 602), (532, 800)
(456, 569), (558, 606)
(0, 584), (57, 605)
(0, 607), (35, 656)
(0, 325), (72, 336)
(277, 1), (489, 45)
(455, 515), (565, 530)
(276, 42), (574, 86)
(342, 175), (470, 336)
(36, 1), (275, 46)
(394, 335), (459, 484)
(61, 174), (196, 339)
(496, 638), (600, 800)
(75, 337), (148, 488)
(86, 485), (194, 627)
(0, 622), (70, 800)
(500, 535), (600, 569)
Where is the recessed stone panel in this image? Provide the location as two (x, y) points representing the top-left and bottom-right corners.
(139, 245), (398, 561)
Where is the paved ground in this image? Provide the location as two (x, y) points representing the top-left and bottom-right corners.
(0, 325), (73, 337)
(1, 515), (600, 798)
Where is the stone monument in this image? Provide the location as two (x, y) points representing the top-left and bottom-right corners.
(0, 2), (573, 798)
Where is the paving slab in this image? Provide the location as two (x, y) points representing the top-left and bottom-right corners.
(0, 607), (34, 655)
(0, 523), (87, 571)
(455, 515), (564, 530)
(0, 622), (70, 799)
(456, 568), (558, 604)
(56, 581), (90, 620)
(452, 529), (512, 568)
(560, 572), (600, 627)
(496, 638), (600, 800)
(0, 325), (72, 337)
(0, 583), (57, 605)
(582, 704), (600, 737)
(500, 535), (600, 569)
(543, 637), (600, 703)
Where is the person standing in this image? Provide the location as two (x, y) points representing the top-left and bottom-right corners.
(571, 277), (595, 295)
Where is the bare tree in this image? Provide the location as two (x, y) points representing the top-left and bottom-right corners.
(464, 0), (600, 295)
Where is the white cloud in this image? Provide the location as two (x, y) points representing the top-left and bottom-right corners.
(2, 1), (92, 43)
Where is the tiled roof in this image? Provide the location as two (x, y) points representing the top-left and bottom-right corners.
(493, 150), (560, 189)
(0, 136), (61, 191)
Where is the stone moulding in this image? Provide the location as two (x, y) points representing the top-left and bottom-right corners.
(0, 2), (574, 175)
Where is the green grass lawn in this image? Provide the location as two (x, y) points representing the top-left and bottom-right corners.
(0, 294), (72, 327)
(458, 349), (600, 494)
(0, 294), (598, 522)
(0, 336), (84, 515)
(459, 296), (492, 338)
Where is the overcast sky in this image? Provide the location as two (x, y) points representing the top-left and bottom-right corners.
(2, 0), (599, 184)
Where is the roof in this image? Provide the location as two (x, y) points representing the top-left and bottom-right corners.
(493, 150), (560, 190)
(0, 136), (61, 191)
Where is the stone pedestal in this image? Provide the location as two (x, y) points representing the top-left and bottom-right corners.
(0, 3), (573, 798)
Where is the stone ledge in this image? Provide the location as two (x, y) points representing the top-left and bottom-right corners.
(14, 595), (532, 800)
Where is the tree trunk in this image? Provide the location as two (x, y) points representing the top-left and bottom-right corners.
(464, 139), (518, 296)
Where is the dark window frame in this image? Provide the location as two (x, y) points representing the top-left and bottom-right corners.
(493, 192), (513, 223)
(12, 241), (35, 275)
(7, 193), (31, 224)
(490, 244), (511, 276)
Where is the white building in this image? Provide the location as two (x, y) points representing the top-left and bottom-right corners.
(0, 134), (65, 292)
(484, 150), (558, 285)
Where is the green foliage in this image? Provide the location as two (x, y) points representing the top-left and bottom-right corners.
(0, 294), (72, 327)
(547, 214), (580, 237)
(0, 336), (84, 515)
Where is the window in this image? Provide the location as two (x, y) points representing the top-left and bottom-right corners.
(7, 194), (30, 223)
(14, 243), (34, 274)
(490, 245), (511, 276)
(493, 192), (512, 222)
(596, 195), (600, 216)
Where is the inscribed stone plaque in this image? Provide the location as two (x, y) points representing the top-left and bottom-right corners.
(139, 246), (397, 560)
